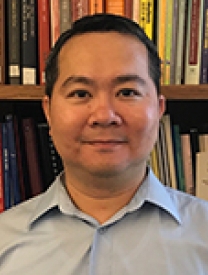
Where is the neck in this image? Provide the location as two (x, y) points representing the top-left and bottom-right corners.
(64, 166), (147, 224)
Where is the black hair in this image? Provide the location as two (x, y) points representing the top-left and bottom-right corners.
(45, 13), (161, 97)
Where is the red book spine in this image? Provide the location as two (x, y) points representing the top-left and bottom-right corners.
(189, 0), (201, 65)
(71, 0), (89, 22)
(38, 0), (51, 85)
(0, 0), (5, 84)
(49, 0), (60, 46)
(124, 0), (133, 19)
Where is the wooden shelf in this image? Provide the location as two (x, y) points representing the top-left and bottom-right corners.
(161, 84), (208, 100)
(0, 84), (208, 100)
(0, 85), (45, 100)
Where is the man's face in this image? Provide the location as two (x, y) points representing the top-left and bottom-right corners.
(43, 32), (165, 179)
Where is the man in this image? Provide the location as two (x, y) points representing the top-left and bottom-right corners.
(0, 14), (208, 274)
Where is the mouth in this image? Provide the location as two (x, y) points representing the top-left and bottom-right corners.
(82, 140), (127, 151)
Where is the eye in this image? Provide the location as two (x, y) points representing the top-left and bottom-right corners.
(116, 88), (140, 98)
(67, 89), (92, 98)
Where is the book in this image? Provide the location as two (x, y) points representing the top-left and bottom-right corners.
(124, 0), (133, 19)
(89, 0), (104, 14)
(157, 0), (167, 84)
(6, 0), (21, 84)
(37, 0), (51, 85)
(161, 114), (178, 190)
(150, 145), (160, 180)
(169, 0), (179, 84)
(184, 0), (204, 84)
(189, 127), (200, 189)
(105, 0), (125, 16)
(174, 0), (187, 84)
(195, 151), (208, 200)
(157, 120), (171, 187)
(22, 117), (43, 197)
(5, 115), (21, 205)
(21, 0), (38, 84)
(60, 0), (72, 34)
(199, 0), (208, 83)
(49, 0), (60, 46)
(13, 116), (27, 201)
(2, 122), (11, 209)
(139, 0), (155, 40)
(0, 0), (5, 84)
(181, 133), (195, 195)
(132, 0), (140, 23)
(37, 123), (63, 190)
(71, 0), (89, 22)
(0, 123), (5, 213)
(163, 0), (174, 84)
(172, 124), (186, 192)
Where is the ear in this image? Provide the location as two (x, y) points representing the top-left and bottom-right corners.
(42, 95), (51, 127)
(158, 94), (166, 119)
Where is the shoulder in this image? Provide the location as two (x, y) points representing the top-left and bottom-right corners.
(166, 186), (208, 225)
(0, 194), (43, 244)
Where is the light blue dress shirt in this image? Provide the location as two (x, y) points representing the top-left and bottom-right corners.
(0, 168), (208, 274)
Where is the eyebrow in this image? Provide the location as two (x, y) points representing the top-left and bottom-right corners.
(61, 74), (146, 88)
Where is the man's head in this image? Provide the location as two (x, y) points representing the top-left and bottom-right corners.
(42, 13), (165, 190)
(45, 13), (161, 98)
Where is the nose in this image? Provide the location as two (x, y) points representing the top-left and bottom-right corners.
(88, 98), (123, 127)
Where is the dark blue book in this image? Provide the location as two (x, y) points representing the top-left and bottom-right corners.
(2, 122), (10, 209)
(5, 114), (21, 205)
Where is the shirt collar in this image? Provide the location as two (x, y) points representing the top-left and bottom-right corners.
(28, 168), (181, 228)
(127, 168), (181, 224)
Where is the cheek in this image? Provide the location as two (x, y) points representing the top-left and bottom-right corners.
(131, 105), (160, 143)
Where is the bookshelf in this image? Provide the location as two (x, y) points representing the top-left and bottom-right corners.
(1, 84), (208, 100)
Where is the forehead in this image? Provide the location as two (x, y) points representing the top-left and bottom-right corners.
(59, 32), (148, 62)
(57, 32), (149, 82)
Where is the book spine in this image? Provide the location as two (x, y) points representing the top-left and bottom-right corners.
(37, 0), (51, 85)
(132, 0), (140, 22)
(174, 0), (187, 84)
(21, 0), (38, 84)
(0, 0), (5, 84)
(200, 0), (208, 83)
(184, 0), (203, 84)
(195, 152), (208, 200)
(2, 123), (11, 210)
(181, 134), (195, 195)
(0, 123), (5, 213)
(49, 0), (60, 46)
(13, 116), (26, 201)
(105, 0), (125, 16)
(157, 0), (167, 85)
(172, 124), (186, 192)
(139, 0), (154, 40)
(60, 0), (72, 34)
(5, 115), (21, 205)
(161, 114), (178, 190)
(7, 0), (21, 84)
(169, 0), (179, 84)
(37, 123), (55, 190)
(71, 0), (89, 22)
(37, 123), (63, 189)
(124, 0), (133, 19)
(164, 0), (173, 85)
(89, 0), (104, 14)
(22, 118), (43, 197)
(157, 120), (172, 187)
